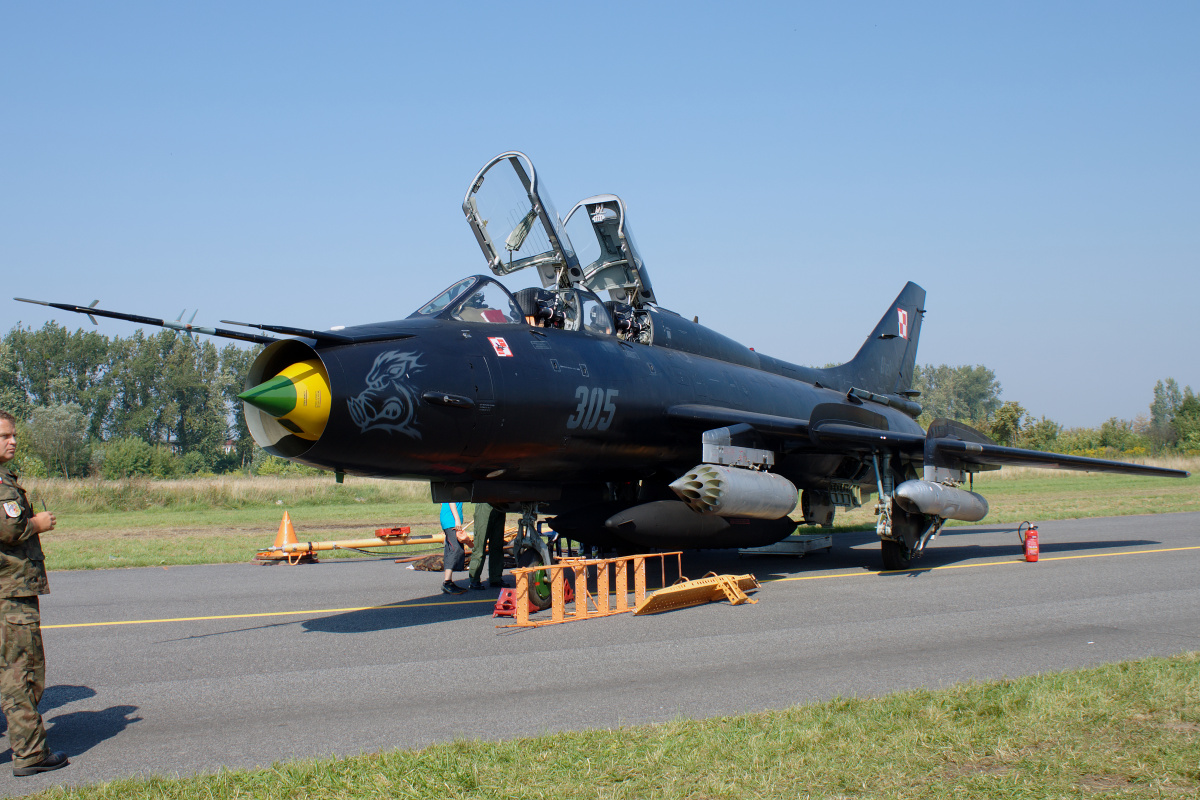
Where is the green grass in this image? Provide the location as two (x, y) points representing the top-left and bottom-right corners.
(827, 457), (1199, 532)
(23, 652), (1200, 799)
(24, 459), (1200, 570)
(23, 476), (447, 570)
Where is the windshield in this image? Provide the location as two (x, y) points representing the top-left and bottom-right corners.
(580, 292), (613, 335)
(414, 278), (474, 317)
(450, 282), (524, 324)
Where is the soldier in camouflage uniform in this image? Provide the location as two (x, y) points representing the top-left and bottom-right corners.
(0, 411), (69, 776)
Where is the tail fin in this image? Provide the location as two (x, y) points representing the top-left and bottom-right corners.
(820, 282), (925, 397)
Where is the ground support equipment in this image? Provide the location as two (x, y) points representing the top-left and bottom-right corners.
(633, 572), (761, 615)
(501, 552), (683, 628)
(739, 532), (832, 557)
(256, 520), (444, 564)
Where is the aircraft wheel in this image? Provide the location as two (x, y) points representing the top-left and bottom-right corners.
(880, 540), (913, 571)
(517, 547), (554, 610)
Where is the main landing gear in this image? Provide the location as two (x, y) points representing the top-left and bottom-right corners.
(872, 453), (942, 571)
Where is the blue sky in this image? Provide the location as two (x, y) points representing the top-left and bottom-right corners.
(3, 2), (1197, 427)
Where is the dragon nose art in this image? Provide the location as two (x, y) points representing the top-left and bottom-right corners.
(239, 359), (331, 441)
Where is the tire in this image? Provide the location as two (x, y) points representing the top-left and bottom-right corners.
(517, 547), (554, 610)
(881, 539), (913, 571)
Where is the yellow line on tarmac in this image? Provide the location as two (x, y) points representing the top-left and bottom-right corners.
(774, 544), (1200, 583)
(45, 545), (1200, 630)
(45, 597), (497, 630)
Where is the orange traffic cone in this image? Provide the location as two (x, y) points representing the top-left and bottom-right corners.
(255, 511), (318, 564)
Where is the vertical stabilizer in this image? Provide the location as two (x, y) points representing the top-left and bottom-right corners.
(820, 282), (925, 397)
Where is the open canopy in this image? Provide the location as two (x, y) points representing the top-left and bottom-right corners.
(463, 151), (655, 308)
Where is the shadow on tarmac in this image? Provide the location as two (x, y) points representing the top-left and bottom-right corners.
(690, 529), (1162, 582)
(47, 704), (142, 759)
(0, 684), (99, 740)
(284, 528), (1162, 632)
(0, 686), (136, 763)
(302, 592), (498, 633)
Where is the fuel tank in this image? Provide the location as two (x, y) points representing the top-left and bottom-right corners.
(893, 480), (989, 522)
(668, 464), (798, 519)
(545, 499), (798, 549)
(605, 500), (797, 549)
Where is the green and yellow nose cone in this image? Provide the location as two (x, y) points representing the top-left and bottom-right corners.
(239, 359), (331, 441)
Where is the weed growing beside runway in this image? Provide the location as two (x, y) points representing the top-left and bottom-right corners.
(21, 651), (1200, 799)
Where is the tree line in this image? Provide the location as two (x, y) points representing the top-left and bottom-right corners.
(1, 322), (260, 477)
(911, 365), (1199, 457)
(2, 322), (1196, 478)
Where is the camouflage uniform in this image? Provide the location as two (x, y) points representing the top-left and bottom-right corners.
(468, 503), (507, 585)
(0, 466), (50, 770)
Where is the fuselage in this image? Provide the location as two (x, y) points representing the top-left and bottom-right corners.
(246, 296), (925, 496)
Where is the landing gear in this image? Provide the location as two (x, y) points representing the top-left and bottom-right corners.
(512, 502), (555, 610)
(872, 452), (937, 571)
(516, 547), (553, 610)
(881, 539), (913, 571)
(879, 501), (941, 571)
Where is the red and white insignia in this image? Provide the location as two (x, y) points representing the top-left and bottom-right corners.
(488, 337), (513, 357)
(3, 501), (19, 518)
(897, 308), (909, 340)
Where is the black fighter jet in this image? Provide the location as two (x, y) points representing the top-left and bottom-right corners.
(19, 151), (1188, 588)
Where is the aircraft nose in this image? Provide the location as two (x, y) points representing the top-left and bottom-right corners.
(239, 359), (331, 441)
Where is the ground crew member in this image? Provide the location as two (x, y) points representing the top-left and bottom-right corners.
(468, 504), (508, 589)
(0, 410), (69, 776)
(439, 502), (467, 594)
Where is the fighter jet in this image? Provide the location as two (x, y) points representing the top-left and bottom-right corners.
(19, 151), (1188, 600)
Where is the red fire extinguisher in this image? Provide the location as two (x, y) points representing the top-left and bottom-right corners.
(1020, 522), (1039, 562)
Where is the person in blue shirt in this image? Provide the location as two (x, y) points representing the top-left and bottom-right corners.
(439, 502), (467, 594)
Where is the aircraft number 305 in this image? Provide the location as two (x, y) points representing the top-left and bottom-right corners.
(566, 387), (619, 431)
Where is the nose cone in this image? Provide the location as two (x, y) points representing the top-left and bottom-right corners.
(239, 359), (331, 441)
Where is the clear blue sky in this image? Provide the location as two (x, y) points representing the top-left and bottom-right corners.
(3, 2), (1197, 428)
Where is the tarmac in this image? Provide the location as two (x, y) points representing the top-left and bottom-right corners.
(3, 511), (1198, 794)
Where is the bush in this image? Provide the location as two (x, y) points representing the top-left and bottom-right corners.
(179, 451), (214, 477)
(11, 453), (48, 478)
(253, 453), (324, 477)
(99, 437), (156, 478)
(98, 437), (187, 479)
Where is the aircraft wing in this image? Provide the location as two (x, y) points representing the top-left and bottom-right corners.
(674, 408), (1189, 479)
(807, 422), (926, 449)
(810, 421), (1188, 478)
(925, 439), (1189, 478)
(666, 404), (809, 437)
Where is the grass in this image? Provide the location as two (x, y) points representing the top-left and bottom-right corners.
(22, 652), (1200, 799)
(21, 457), (1200, 570)
(827, 455), (1200, 531)
(16, 462), (1199, 798)
(23, 476), (445, 570)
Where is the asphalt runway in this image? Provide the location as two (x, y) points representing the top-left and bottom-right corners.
(3, 512), (1198, 794)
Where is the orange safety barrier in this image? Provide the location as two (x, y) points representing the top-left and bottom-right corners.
(502, 552), (683, 628)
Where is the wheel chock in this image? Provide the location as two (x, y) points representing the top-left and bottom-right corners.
(492, 588), (538, 618)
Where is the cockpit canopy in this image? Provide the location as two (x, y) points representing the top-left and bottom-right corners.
(411, 276), (524, 325)
(411, 275), (616, 338)
(562, 194), (655, 306)
(463, 151), (654, 308)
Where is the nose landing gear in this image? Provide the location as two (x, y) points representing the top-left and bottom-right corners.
(511, 502), (556, 610)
